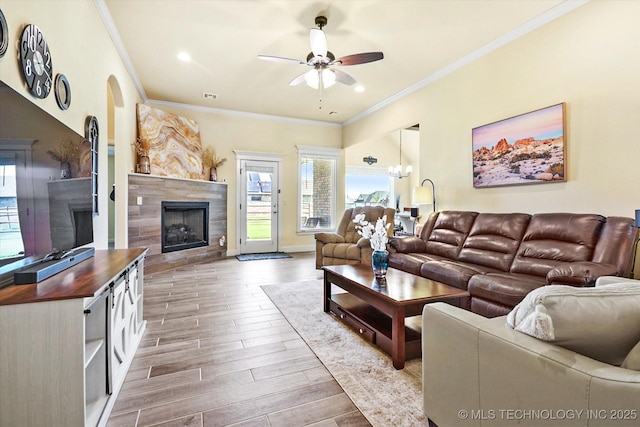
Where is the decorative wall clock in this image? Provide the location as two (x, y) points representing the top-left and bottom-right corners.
(54, 73), (71, 110)
(0, 8), (8, 57)
(19, 24), (53, 99)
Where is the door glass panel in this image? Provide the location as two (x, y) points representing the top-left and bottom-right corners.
(0, 163), (25, 259)
(246, 167), (273, 241)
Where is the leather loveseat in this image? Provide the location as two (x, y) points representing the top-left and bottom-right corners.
(422, 289), (640, 427)
(389, 211), (639, 317)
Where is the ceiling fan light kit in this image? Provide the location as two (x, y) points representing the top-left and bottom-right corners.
(258, 15), (383, 91)
(304, 69), (336, 89)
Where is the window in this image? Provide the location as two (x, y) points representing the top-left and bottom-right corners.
(297, 146), (339, 233)
(345, 165), (394, 210)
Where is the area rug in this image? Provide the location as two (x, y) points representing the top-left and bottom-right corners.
(261, 280), (428, 427)
(236, 252), (292, 261)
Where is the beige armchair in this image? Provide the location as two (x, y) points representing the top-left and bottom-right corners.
(314, 206), (395, 269)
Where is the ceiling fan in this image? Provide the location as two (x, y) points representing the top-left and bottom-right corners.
(258, 15), (384, 90)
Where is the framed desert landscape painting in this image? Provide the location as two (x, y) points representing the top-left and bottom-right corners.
(472, 103), (566, 188)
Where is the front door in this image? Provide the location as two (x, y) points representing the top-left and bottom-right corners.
(239, 159), (279, 254)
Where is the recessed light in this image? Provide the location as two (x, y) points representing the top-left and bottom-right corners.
(354, 85), (365, 93)
(177, 52), (191, 62)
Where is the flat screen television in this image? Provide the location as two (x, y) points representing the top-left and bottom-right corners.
(0, 81), (94, 286)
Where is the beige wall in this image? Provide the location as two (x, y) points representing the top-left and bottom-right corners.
(0, 0), (142, 249)
(344, 1), (640, 219)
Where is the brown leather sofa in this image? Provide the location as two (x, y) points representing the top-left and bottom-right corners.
(389, 211), (639, 317)
(315, 206), (395, 269)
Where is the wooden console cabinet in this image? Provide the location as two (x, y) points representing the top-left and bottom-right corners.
(0, 249), (147, 427)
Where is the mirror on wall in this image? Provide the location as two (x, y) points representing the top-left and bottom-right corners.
(0, 81), (94, 271)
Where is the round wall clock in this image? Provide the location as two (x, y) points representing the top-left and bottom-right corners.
(0, 9), (8, 57)
(54, 73), (71, 110)
(19, 24), (53, 99)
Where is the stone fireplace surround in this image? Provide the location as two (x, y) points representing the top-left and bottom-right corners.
(128, 174), (227, 274)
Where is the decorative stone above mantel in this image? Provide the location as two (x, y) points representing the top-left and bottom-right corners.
(128, 173), (227, 274)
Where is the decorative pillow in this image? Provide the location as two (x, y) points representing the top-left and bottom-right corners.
(622, 340), (640, 370)
(506, 282), (640, 365)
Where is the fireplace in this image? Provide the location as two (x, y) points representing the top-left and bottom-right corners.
(71, 206), (94, 247)
(161, 201), (209, 253)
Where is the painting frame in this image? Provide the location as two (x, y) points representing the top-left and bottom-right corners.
(472, 103), (566, 188)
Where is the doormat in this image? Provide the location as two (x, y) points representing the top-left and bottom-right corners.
(236, 252), (292, 261)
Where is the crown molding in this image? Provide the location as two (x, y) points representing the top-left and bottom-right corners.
(146, 99), (341, 128)
(94, 0), (147, 101)
(343, 0), (590, 126)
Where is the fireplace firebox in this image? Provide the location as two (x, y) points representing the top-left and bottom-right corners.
(161, 201), (209, 253)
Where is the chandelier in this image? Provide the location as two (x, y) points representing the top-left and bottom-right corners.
(389, 129), (412, 179)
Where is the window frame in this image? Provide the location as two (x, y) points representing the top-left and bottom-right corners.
(296, 145), (340, 234)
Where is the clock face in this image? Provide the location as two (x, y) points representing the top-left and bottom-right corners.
(19, 24), (53, 99)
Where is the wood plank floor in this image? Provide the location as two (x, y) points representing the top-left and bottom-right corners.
(107, 252), (372, 427)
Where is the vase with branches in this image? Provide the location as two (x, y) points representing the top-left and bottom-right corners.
(47, 139), (80, 179)
(353, 213), (391, 278)
(202, 147), (226, 181)
(133, 136), (151, 174)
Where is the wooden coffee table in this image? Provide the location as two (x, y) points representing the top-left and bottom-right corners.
(323, 264), (470, 369)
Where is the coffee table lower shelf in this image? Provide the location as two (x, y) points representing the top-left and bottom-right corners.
(328, 293), (422, 362)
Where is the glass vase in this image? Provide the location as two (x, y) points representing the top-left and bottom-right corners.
(371, 250), (389, 278)
(137, 155), (151, 174)
(60, 161), (71, 179)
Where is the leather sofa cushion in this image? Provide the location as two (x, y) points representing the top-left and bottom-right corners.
(388, 252), (446, 276)
(592, 216), (638, 277)
(423, 211), (478, 259)
(510, 213), (605, 277)
(389, 236), (426, 253)
(468, 272), (545, 308)
(546, 261), (618, 285)
(506, 282), (640, 365)
(420, 260), (501, 290)
(457, 213), (531, 271)
(469, 298), (512, 318)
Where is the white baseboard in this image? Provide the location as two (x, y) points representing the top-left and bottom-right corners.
(226, 245), (314, 257)
(280, 245), (314, 253)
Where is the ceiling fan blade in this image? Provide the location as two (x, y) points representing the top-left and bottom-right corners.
(289, 71), (309, 87)
(258, 55), (305, 65)
(310, 28), (327, 58)
(333, 69), (356, 86)
(334, 52), (384, 66)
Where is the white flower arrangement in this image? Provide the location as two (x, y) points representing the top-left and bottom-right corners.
(353, 213), (390, 252)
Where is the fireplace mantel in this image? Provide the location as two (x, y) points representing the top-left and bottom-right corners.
(128, 173), (227, 274)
